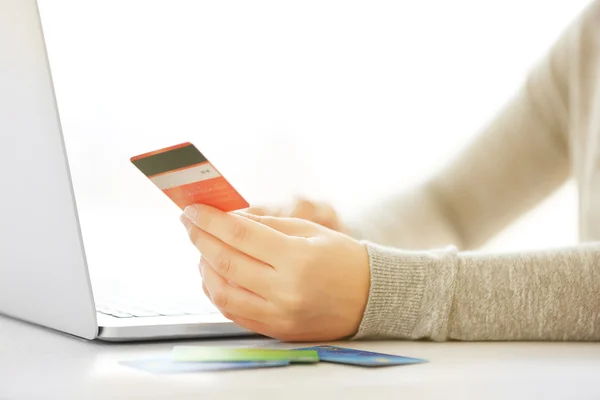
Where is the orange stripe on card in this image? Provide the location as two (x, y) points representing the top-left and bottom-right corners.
(162, 178), (249, 211)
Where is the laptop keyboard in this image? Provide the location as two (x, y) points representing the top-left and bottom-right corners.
(96, 298), (220, 318)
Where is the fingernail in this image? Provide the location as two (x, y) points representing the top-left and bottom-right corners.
(184, 205), (198, 221)
(180, 214), (192, 231)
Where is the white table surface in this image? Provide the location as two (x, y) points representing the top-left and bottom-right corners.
(1, 314), (599, 400)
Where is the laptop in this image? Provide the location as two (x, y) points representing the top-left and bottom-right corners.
(0, 0), (254, 342)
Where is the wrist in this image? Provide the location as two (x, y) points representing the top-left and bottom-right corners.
(351, 242), (459, 340)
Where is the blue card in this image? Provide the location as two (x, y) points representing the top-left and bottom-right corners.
(120, 357), (290, 374)
(295, 345), (427, 367)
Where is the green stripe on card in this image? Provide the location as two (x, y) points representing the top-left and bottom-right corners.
(132, 144), (207, 177)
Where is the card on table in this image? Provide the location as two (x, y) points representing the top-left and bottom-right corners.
(294, 345), (427, 367)
(120, 357), (290, 374)
(172, 346), (320, 363)
(131, 142), (249, 212)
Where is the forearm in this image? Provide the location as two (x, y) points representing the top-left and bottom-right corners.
(347, 5), (575, 251)
(449, 244), (600, 341)
(351, 0), (599, 342)
(346, 186), (464, 250)
(346, 79), (569, 252)
(355, 242), (600, 341)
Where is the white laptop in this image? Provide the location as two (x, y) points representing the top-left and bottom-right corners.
(0, 0), (254, 342)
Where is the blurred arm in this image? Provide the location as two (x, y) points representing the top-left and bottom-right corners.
(348, 12), (573, 251)
(353, 2), (600, 341)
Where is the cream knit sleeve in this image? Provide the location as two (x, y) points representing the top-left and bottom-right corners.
(351, 2), (600, 340)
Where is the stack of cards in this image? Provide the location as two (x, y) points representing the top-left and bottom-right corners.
(120, 346), (427, 374)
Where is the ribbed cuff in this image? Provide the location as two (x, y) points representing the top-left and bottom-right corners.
(352, 242), (458, 340)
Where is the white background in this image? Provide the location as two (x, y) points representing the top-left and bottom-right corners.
(36, 0), (590, 293)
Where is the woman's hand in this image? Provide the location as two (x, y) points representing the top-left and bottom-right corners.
(246, 198), (350, 235)
(180, 204), (370, 342)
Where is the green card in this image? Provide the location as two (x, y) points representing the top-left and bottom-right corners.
(172, 346), (320, 363)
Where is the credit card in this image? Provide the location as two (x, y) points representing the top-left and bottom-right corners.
(172, 346), (320, 363)
(294, 345), (427, 367)
(120, 357), (290, 374)
(131, 142), (249, 212)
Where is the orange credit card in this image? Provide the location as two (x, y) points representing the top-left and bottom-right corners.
(130, 142), (249, 212)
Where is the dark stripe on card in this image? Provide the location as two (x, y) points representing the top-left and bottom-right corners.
(131, 144), (207, 177)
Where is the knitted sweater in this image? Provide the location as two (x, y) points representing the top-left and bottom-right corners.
(351, 1), (600, 341)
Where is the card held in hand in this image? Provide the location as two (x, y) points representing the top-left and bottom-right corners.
(131, 142), (249, 212)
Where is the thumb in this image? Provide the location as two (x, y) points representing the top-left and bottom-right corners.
(234, 212), (321, 237)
